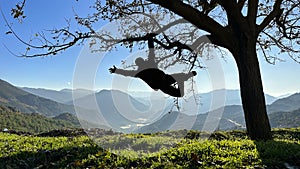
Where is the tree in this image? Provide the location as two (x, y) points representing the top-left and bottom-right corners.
(8, 0), (300, 140)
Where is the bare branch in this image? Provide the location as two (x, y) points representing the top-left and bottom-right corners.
(148, 0), (227, 43)
(257, 40), (276, 65)
(6, 0), (299, 66)
(276, 1), (300, 39)
(257, 0), (283, 32)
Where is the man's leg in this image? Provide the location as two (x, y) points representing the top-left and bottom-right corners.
(170, 71), (197, 83)
(168, 71), (197, 97)
(160, 85), (182, 97)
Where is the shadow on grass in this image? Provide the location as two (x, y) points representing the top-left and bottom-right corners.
(254, 129), (300, 168)
(0, 145), (107, 169)
(1, 129), (300, 169)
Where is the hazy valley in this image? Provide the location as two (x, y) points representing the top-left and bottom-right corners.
(0, 79), (299, 134)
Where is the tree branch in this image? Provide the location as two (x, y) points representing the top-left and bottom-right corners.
(219, 0), (247, 31)
(257, 0), (283, 32)
(247, 0), (258, 26)
(276, 1), (300, 40)
(237, 0), (246, 11)
(148, 0), (227, 44)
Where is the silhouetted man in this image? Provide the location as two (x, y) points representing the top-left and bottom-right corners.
(109, 37), (197, 97)
(109, 57), (196, 97)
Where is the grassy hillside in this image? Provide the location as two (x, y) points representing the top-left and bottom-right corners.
(53, 112), (81, 126)
(268, 93), (300, 112)
(0, 79), (75, 116)
(0, 128), (299, 168)
(0, 106), (79, 134)
(269, 108), (300, 128)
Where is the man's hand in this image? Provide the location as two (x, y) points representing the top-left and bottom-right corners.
(192, 71), (197, 76)
(109, 65), (117, 73)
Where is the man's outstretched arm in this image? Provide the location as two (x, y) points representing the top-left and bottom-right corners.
(109, 65), (138, 77)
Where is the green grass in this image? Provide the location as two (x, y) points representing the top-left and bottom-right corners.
(0, 128), (299, 168)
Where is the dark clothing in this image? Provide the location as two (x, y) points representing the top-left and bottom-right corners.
(135, 68), (176, 90)
(115, 68), (194, 97)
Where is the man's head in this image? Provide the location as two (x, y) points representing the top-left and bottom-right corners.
(135, 57), (145, 67)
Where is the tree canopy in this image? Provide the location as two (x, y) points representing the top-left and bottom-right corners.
(8, 0), (300, 63)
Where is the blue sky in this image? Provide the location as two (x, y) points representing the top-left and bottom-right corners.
(0, 1), (300, 97)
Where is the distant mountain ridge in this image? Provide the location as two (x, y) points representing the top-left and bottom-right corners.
(136, 92), (300, 133)
(197, 89), (277, 113)
(136, 105), (300, 133)
(23, 87), (277, 107)
(267, 93), (300, 113)
(22, 87), (93, 104)
(72, 89), (154, 132)
(0, 79), (75, 116)
(1, 79), (300, 133)
(71, 89), (299, 133)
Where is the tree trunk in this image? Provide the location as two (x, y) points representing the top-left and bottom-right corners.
(234, 40), (272, 140)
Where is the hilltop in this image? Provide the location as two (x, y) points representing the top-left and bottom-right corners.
(0, 105), (79, 134)
(0, 79), (75, 116)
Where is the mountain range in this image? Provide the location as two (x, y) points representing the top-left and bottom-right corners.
(0, 79), (75, 116)
(136, 104), (300, 133)
(196, 89), (277, 113)
(21, 87), (93, 104)
(136, 92), (300, 133)
(23, 87), (277, 112)
(1, 79), (300, 133)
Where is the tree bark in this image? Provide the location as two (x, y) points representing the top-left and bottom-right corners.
(234, 39), (272, 140)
